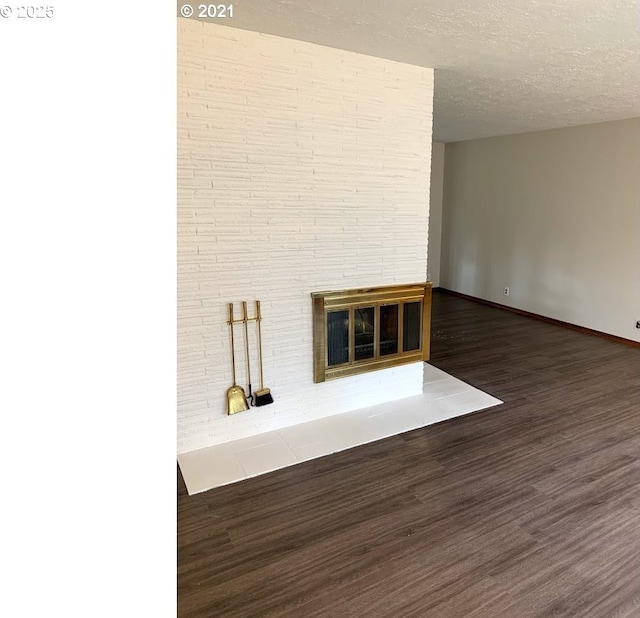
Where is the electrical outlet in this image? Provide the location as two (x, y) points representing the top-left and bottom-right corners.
(503, 287), (510, 296)
(636, 320), (640, 329)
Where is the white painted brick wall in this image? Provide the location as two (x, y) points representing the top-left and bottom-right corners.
(177, 20), (434, 454)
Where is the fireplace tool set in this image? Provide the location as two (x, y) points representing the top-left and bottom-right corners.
(227, 301), (274, 415)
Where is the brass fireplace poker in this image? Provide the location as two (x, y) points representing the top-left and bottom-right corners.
(242, 301), (253, 404)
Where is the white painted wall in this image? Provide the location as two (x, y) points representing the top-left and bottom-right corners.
(177, 20), (434, 454)
(427, 142), (445, 287)
(441, 118), (640, 342)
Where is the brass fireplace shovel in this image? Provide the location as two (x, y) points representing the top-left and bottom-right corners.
(227, 303), (249, 415)
(253, 300), (274, 406)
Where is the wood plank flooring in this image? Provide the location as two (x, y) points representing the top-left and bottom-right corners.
(178, 290), (640, 617)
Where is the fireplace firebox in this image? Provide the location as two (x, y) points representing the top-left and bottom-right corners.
(311, 282), (432, 383)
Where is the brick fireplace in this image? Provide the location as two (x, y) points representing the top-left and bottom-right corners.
(177, 19), (434, 454)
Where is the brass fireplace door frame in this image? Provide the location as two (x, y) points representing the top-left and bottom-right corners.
(312, 282), (432, 383)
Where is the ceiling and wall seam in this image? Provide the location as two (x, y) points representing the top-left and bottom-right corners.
(198, 0), (640, 141)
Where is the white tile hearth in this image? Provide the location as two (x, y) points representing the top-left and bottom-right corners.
(177, 364), (503, 495)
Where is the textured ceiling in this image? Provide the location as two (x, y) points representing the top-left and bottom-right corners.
(206, 0), (640, 142)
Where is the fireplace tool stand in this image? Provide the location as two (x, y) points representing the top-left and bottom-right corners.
(227, 300), (274, 412)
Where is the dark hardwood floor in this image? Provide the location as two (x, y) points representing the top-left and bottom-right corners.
(178, 290), (640, 617)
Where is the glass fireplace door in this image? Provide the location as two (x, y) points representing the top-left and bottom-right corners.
(312, 283), (432, 382)
(353, 306), (375, 361)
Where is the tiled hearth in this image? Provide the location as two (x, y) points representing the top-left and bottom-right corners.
(178, 364), (502, 495)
